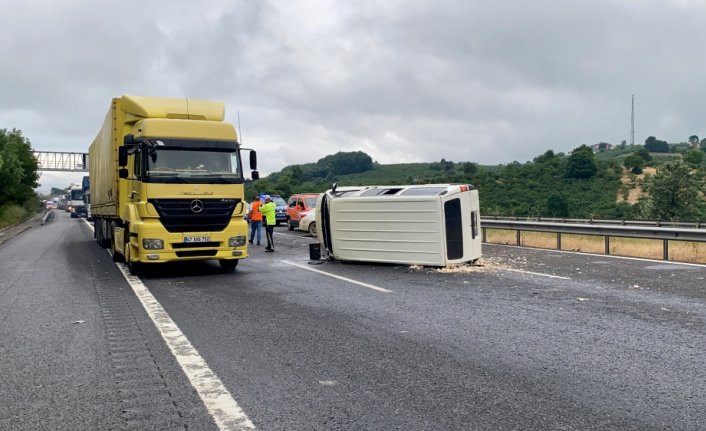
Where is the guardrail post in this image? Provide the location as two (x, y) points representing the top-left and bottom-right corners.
(516, 230), (521, 246)
(605, 236), (610, 255)
(557, 232), (562, 250)
(663, 240), (669, 260)
(482, 227), (486, 243)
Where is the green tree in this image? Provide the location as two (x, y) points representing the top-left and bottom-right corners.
(545, 194), (569, 217)
(634, 146), (652, 162)
(644, 136), (669, 153)
(683, 149), (704, 166)
(533, 150), (555, 164)
(565, 145), (597, 179)
(317, 151), (373, 175)
(0, 129), (39, 207)
(644, 162), (703, 220)
(623, 154), (645, 174)
(462, 162), (478, 178)
(50, 187), (66, 195)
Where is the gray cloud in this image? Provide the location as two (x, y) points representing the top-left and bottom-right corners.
(2, 0), (705, 192)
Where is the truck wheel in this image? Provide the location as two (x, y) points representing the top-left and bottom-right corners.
(124, 232), (141, 275)
(219, 259), (239, 272)
(308, 222), (317, 236)
(111, 236), (124, 262)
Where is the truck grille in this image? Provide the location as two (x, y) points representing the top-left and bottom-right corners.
(149, 199), (239, 233)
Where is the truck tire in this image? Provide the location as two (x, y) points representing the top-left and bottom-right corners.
(219, 259), (239, 272)
(124, 229), (141, 275)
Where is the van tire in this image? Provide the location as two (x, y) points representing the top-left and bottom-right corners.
(308, 222), (317, 236)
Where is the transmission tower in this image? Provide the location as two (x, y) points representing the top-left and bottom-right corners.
(630, 94), (635, 146)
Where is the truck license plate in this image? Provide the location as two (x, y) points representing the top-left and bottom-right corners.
(184, 236), (210, 243)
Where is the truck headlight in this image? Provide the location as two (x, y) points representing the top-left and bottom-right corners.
(142, 238), (164, 250)
(228, 235), (246, 247)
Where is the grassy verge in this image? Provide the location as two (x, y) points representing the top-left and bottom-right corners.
(0, 204), (32, 229)
(484, 228), (706, 264)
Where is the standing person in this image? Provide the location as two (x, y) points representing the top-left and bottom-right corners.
(260, 195), (276, 252)
(248, 194), (263, 245)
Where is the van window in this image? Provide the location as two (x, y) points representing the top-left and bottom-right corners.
(444, 198), (463, 259)
(398, 187), (447, 196)
(359, 188), (402, 197)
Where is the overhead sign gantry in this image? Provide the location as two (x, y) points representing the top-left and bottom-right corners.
(33, 151), (88, 172)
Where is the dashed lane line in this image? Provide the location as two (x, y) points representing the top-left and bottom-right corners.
(282, 259), (392, 293)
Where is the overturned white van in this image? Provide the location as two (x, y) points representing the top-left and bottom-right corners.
(316, 184), (481, 267)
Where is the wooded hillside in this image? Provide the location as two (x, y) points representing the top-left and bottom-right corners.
(247, 144), (706, 222)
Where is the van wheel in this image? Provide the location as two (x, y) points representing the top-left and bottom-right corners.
(219, 259), (239, 272)
(308, 222), (317, 236)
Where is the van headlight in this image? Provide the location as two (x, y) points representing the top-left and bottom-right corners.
(229, 235), (246, 247)
(143, 239), (164, 250)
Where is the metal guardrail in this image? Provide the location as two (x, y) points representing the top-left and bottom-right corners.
(41, 209), (54, 225)
(482, 216), (703, 229)
(480, 218), (706, 261)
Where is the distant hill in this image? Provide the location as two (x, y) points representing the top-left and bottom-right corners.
(246, 146), (706, 221)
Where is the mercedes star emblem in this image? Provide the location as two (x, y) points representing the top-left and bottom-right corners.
(190, 199), (204, 213)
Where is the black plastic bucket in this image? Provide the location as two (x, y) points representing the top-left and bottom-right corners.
(309, 243), (321, 260)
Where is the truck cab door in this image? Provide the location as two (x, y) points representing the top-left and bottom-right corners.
(130, 152), (142, 202)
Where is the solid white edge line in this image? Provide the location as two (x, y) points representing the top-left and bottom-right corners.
(82, 219), (256, 430)
(282, 260), (392, 293)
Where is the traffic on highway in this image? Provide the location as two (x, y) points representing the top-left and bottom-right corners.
(1, 209), (705, 430)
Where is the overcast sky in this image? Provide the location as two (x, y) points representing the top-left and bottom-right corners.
(2, 0), (705, 192)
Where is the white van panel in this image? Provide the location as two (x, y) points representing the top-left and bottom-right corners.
(318, 184), (482, 267)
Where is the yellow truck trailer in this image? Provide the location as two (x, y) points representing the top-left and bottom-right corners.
(89, 95), (258, 274)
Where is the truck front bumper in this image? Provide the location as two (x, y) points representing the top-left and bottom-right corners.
(128, 222), (248, 263)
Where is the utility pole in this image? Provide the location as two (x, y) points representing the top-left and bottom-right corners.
(630, 94), (635, 146)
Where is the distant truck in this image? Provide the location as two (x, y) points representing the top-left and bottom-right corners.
(88, 95), (259, 273)
(68, 185), (86, 218)
(82, 175), (92, 221)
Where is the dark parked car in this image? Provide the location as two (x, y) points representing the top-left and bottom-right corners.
(270, 195), (288, 226)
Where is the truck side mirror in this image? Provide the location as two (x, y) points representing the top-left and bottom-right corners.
(251, 170), (259, 180)
(118, 168), (128, 179)
(118, 147), (128, 167)
(249, 150), (257, 170)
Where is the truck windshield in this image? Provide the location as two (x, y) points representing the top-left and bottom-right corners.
(145, 147), (243, 183)
(70, 190), (85, 200)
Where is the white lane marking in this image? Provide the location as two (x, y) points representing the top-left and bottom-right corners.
(282, 260), (392, 293)
(82, 219), (256, 430)
(501, 267), (571, 280)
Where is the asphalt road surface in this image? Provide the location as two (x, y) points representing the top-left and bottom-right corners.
(1, 211), (705, 430)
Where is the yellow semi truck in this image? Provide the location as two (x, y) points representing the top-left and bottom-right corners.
(89, 95), (258, 274)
